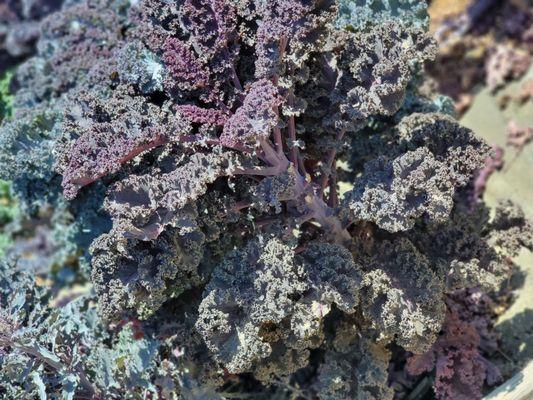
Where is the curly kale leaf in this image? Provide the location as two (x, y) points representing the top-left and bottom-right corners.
(328, 22), (437, 132)
(407, 290), (502, 400)
(360, 238), (446, 353)
(0, 106), (61, 211)
(0, 260), (208, 398)
(0, 71), (13, 121)
(105, 150), (240, 240)
(196, 237), (309, 377)
(221, 79), (283, 147)
(344, 113), (488, 232)
(196, 238), (362, 381)
(91, 222), (205, 320)
(312, 322), (394, 400)
(58, 88), (190, 200)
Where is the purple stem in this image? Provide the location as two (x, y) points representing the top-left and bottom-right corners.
(235, 139), (351, 244)
(319, 130), (345, 199)
(287, 95), (299, 167)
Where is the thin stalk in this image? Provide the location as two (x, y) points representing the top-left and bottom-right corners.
(318, 130), (345, 199)
(234, 139), (351, 245)
(224, 48), (243, 92)
(65, 132), (265, 195)
(287, 100), (298, 167)
(279, 36), (288, 58)
(271, 36), (289, 155)
(234, 200), (251, 211)
(273, 110), (284, 155)
(255, 217), (278, 228)
(66, 135), (169, 192)
(328, 161), (338, 207)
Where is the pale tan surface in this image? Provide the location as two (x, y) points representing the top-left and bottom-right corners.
(461, 69), (533, 217)
(484, 361), (533, 400)
(428, 0), (471, 31)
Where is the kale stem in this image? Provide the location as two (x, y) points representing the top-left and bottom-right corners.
(234, 200), (252, 211)
(270, 36), (288, 156)
(328, 161), (338, 207)
(279, 36), (288, 58)
(318, 130), (345, 199)
(242, 140), (351, 244)
(287, 94), (299, 168)
(273, 116), (284, 155)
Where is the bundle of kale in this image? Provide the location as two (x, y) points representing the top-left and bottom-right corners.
(0, 0), (531, 399)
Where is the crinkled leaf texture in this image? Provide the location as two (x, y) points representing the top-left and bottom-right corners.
(0, 261), (165, 398)
(0, 0), (524, 398)
(344, 113), (488, 232)
(196, 237), (362, 381)
(360, 238), (446, 353)
(312, 321), (394, 400)
(407, 290), (502, 400)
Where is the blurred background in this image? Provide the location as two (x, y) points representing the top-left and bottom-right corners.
(426, 0), (533, 383)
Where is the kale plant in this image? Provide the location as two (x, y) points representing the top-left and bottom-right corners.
(0, 0), (531, 399)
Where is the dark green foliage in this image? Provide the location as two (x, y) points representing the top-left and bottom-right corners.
(0, 72), (13, 122)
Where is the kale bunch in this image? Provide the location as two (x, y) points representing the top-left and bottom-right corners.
(0, 0), (530, 399)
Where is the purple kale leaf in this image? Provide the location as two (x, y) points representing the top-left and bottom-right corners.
(407, 290), (501, 400)
(220, 79), (283, 148)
